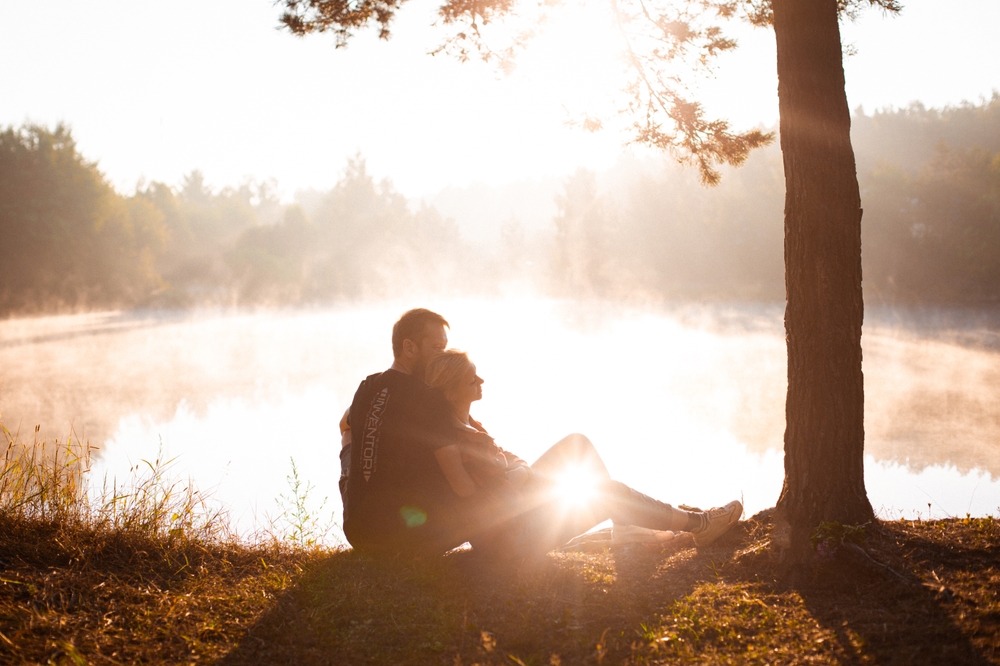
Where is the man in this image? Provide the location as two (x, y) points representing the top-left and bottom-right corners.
(340, 308), (477, 553)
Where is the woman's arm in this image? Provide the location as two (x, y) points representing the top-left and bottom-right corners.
(434, 445), (478, 498)
(339, 408), (351, 449)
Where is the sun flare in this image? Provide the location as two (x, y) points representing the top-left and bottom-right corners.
(552, 467), (599, 507)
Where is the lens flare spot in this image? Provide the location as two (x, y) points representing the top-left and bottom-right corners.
(400, 505), (427, 528)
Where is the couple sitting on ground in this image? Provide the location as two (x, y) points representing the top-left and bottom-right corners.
(339, 308), (742, 558)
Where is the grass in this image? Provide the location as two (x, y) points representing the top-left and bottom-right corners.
(1, 421), (998, 664)
(0, 423), (224, 542)
(0, 420), (319, 663)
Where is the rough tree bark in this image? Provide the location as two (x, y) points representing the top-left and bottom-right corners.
(772, 0), (874, 558)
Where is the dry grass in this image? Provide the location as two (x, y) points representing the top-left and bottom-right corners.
(0, 424), (90, 524)
(0, 513), (314, 664)
(1, 422), (225, 542)
(0, 421), (319, 664)
(0, 420), (997, 664)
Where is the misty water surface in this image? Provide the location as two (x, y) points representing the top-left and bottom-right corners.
(1, 299), (998, 540)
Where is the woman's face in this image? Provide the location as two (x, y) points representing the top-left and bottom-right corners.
(450, 362), (484, 405)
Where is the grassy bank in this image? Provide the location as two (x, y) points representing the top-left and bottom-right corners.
(1, 426), (998, 664)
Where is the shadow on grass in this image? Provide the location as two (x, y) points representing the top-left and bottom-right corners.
(219, 518), (998, 665)
(798, 578), (988, 665)
(795, 522), (996, 665)
(619, 516), (997, 665)
(218, 543), (709, 666)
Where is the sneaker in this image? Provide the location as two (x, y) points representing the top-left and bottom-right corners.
(693, 500), (743, 547)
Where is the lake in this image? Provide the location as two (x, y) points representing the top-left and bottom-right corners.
(2, 299), (998, 542)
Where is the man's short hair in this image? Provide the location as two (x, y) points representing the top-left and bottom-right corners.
(392, 308), (449, 358)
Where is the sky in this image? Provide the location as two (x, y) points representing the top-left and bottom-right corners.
(2, 0), (999, 199)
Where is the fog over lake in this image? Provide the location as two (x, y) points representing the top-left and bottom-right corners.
(2, 299), (998, 540)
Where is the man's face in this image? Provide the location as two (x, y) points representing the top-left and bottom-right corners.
(412, 323), (448, 379)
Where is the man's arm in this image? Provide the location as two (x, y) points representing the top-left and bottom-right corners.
(433, 445), (478, 498)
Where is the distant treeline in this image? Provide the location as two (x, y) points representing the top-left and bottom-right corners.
(550, 94), (1000, 303)
(2, 95), (999, 314)
(0, 131), (465, 313)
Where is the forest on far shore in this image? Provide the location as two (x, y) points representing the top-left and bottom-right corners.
(2, 95), (999, 315)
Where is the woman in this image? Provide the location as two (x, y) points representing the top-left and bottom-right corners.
(424, 349), (742, 558)
(422, 349), (536, 553)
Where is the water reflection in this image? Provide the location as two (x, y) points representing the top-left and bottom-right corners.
(1, 299), (997, 539)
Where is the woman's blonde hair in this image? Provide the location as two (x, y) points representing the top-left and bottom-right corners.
(424, 349), (473, 397)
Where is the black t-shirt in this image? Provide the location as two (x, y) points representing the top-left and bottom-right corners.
(343, 369), (462, 552)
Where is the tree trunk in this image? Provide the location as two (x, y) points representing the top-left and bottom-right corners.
(772, 0), (874, 560)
